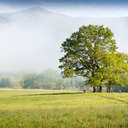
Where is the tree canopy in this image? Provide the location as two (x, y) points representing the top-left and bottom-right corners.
(59, 25), (128, 92)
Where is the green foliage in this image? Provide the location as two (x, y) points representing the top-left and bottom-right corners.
(59, 25), (116, 76)
(102, 53), (128, 88)
(59, 25), (128, 91)
(0, 78), (10, 88)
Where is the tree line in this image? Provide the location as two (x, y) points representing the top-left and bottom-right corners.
(0, 69), (128, 92)
(59, 25), (128, 92)
(0, 69), (84, 90)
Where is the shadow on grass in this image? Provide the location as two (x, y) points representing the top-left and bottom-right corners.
(19, 92), (82, 97)
(98, 95), (128, 104)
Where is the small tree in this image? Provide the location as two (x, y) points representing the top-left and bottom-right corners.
(102, 53), (128, 92)
(59, 25), (117, 92)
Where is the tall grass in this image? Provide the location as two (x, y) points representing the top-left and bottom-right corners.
(0, 90), (128, 128)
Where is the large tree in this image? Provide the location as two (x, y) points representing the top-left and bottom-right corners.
(59, 25), (117, 92)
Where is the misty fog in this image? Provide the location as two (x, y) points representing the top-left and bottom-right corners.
(0, 7), (127, 72)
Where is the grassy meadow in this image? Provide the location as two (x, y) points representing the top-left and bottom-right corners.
(0, 90), (128, 128)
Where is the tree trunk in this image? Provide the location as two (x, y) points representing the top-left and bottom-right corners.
(96, 86), (102, 92)
(93, 87), (96, 93)
(99, 86), (102, 92)
(107, 81), (112, 93)
(107, 87), (109, 92)
(83, 89), (86, 93)
(107, 86), (111, 93)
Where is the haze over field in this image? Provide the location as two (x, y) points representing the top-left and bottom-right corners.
(0, 4), (127, 72)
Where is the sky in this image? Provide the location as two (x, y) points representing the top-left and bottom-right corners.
(0, 0), (127, 5)
(0, 0), (127, 17)
(0, 0), (127, 72)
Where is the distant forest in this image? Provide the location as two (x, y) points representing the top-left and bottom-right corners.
(0, 69), (128, 92)
(0, 69), (84, 90)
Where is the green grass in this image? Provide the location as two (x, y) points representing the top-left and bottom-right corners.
(0, 90), (128, 128)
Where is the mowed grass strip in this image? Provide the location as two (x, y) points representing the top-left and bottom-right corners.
(0, 90), (128, 128)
